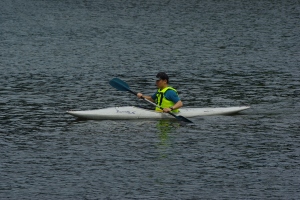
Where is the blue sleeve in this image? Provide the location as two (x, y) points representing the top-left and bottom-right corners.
(165, 90), (180, 103)
(151, 92), (157, 100)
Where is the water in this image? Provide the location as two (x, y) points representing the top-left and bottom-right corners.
(1, 0), (299, 199)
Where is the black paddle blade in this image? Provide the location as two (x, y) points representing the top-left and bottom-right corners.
(175, 115), (193, 123)
(168, 112), (193, 123)
(109, 78), (130, 91)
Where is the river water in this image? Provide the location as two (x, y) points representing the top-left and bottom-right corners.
(1, 0), (299, 199)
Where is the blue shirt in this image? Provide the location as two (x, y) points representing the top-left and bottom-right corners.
(151, 89), (180, 103)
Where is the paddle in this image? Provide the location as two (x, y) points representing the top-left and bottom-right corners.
(109, 78), (193, 123)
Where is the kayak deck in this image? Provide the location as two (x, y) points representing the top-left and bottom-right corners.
(66, 106), (250, 120)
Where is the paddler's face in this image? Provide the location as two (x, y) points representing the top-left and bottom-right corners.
(156, 79), (168, 89)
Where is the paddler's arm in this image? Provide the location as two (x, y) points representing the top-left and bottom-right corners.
(137, 93), (154, 102)
(163, 100), (183, 113)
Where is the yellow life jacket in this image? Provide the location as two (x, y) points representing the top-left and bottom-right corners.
(155, 87), (179, 113)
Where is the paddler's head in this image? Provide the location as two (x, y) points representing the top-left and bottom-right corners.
(155, 72), (169, 89)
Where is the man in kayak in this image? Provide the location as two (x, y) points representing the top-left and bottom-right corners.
(137, 72), (183, 113)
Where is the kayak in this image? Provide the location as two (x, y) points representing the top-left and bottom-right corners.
(66, 106), (250, 120)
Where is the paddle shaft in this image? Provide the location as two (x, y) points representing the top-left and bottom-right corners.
(126, 89), (171, 110)
(148, 100), (182, 119)
(142, 97), (179, 118)
(126, 88), (190, 121)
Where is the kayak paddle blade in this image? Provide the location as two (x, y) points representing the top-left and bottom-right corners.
(168, 112), (193, 123)
(175, 115), (193, 123)
(109, 78), (130, 92)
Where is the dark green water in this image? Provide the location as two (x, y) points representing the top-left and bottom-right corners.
(1, 0), (299, 199)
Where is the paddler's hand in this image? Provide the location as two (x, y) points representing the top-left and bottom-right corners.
(163, 107), (172, 113)
(137, 93), (143, 99)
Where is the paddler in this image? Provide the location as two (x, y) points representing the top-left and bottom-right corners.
(137, 72), (183, 113)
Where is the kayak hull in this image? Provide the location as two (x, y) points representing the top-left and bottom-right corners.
(66, 106), (250, 120)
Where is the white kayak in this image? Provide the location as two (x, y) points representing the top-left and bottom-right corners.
(66, 106), (250, 120)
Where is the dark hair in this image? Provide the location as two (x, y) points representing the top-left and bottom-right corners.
(156, 72), (169, 83)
